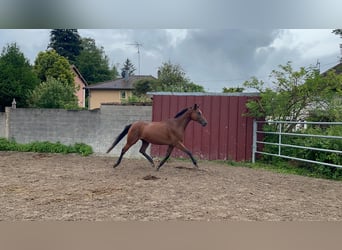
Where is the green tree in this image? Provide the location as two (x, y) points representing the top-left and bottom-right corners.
(155, 61), (204, 92)
(243, 62), (342, 131)
(121, 58), (136, 77)
(332, 29), (342, 37)
(307, 69), (342, 122)
(34, 49), (74, 86)
(111, 64), (119, 79)
(48, 29), (82, 65)
(28, 77), (78, 109)
(222, 87), (245, 93)
(333, 29), (342, 62)
(75, 38), (115, 84)
(181, 82), (205, 92)
(133, 78), (158, 97)
(0, 43), (40, 110)
(133, 61), (204, 97)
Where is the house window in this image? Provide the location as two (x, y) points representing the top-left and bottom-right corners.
(121, 91), (126, 99)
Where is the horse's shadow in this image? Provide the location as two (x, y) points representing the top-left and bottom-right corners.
(174, 166), (208, 173)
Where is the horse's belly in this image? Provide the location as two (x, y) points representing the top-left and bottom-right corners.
(141, 132), (170, 145)
(141, 124), (176, 145)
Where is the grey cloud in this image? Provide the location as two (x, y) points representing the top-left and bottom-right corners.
(1, 29), (340, 92)
(79, 29), (340, 92)
(164, 30), (281, 89)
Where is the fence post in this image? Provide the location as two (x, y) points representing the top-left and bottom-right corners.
(11, 98), (16, 109)
(252, 119), (257, 163)
(278, 123), (282, 156)
(4, 107), (11, 139)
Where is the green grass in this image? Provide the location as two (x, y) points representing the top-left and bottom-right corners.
(219, 159), (342, 181)
(0, 138), (93, 156)
(135, 155), (342, 181)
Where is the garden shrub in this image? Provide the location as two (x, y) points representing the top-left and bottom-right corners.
(0, 138), (93, 156)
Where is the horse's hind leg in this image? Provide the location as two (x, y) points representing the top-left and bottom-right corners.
(113, 135), (139, 168)
(113, 145), (128, 168)
(156, 145), (174, 171)
(139, 140), (154, 167)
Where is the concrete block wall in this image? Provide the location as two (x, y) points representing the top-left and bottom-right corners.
(4, 105), (152, 158)
(97, 104), (152, 158)
(0, 111), (5, 138)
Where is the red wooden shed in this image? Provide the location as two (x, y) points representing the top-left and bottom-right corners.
(150, 92), (259, 162)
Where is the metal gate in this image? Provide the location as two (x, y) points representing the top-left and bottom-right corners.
(252, 120), (342, 168)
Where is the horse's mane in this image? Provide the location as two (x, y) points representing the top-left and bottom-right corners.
(174, 107), (189, 118)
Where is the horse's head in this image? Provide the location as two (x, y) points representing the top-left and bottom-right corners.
(190, 104), (208, 127)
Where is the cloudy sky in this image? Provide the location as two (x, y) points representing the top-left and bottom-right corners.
(0, 29), (341, 92)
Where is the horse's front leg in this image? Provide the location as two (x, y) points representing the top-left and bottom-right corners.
(175, 142), (198, 168)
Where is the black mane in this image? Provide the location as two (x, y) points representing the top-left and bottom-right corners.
(174, 107), (189, 118)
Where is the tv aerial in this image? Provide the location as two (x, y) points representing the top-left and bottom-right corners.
(127, 42), (143, 75)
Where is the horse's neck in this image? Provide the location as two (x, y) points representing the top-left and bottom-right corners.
(174, 113), (191, 130)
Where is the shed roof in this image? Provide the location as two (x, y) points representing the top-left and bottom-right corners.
(147, 92), (260, 97)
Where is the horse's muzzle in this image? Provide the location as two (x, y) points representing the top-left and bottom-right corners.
(200, 120), (208, 127)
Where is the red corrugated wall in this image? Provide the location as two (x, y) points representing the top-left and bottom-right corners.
(151, 93), (259, 161)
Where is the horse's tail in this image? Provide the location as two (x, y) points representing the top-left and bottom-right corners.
(106, 124), (132, 153)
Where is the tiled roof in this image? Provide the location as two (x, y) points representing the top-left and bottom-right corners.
(331, 62), (342, 74)
(71, 65), (88, 86)
(85, 75), (156, 90)
(322, 62), (342, 75)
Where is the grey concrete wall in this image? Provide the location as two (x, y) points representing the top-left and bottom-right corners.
(96, 105), (152, 157)
(0, 111), (5, 138)
(4, 105), (152, 158)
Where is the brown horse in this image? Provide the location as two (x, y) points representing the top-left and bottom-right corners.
(106, 104), (208, 171)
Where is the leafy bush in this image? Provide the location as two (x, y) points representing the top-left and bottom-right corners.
(0, 138), (93, 156)
(28, 77), (78, 109)
(72, 142), (93, 156)
(122, 95), (152, 104)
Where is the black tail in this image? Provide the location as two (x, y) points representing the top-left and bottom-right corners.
(106, 124), (132, 153)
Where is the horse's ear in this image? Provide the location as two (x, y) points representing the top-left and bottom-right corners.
(193, 104), (199, 110)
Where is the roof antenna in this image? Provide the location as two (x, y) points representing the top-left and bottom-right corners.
(127, 42), (143, 75)
(316, 59), (320, 72)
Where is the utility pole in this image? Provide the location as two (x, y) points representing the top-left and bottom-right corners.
(127, 42), (143, 75)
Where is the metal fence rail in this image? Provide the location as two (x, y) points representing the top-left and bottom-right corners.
(252, 120), (342, 168)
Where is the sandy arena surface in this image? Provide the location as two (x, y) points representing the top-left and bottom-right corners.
(1, 151), (341, 221)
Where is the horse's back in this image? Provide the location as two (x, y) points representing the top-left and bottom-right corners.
(131, 120), (177, 145)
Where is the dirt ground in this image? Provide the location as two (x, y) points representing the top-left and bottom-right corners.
(1, 151), (342, 221)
